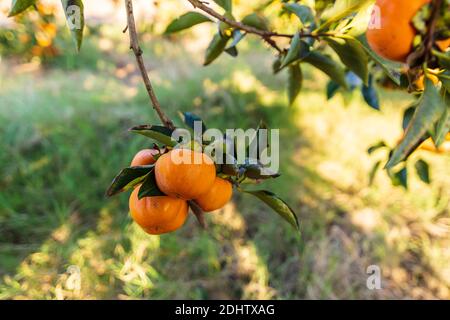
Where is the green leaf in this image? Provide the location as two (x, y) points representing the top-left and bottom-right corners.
(361, 74), (380, 110)
(225, 29), (246, 57)
(164, 12), (211, 34)
(414, 159), (430, 184)
(8, 0), (35, 16)
(179, 112), (206, 134)
(241, 13), (269, 31)
(358, 35), (402, 86)
(241, 163), (280, 180)
(280, 32), (310, 69)
(367, 141), (387, 154)
(287, 64), (303, 105)
(204, 33), (230, 66)
(432, 104), (449, 147)
(320, 0), (374, 30)
(303, 51), (348, 89)
(326, 80), (340, 99)
(61, 0), (85, 51)
(402, 104), (417, 131)
(213, 0), (232, 12)
(106, 165), (154, 197)
(129, 125), (177, 147)
(388, 166), (408, 189)
(386, 79), (447, 169)
(368, 160), (381, 186)
(433, 50), (450, 70)
(138, 169), (165, 199)
(344, 1), (374, 36)
(272, 56), (283, 74)
(242, 189), (300, 231)
(283, 3), (314, 27)
(437, 71), (450, 93)
(325, 35), (369, 84)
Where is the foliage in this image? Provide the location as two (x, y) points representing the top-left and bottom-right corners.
(6, 0), (450, 191)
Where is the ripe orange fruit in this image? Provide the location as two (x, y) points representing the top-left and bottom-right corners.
(195, 177), (233, 212)
(130, 149), (159, 166)
(367, 0), (430, 62)
(436, 38), (450, 52)
(155, 149), (216, 200)
(129, 186), (188, 235)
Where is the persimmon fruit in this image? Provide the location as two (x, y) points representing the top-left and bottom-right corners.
(155, 148), (216, 200)
(129, 186), (188, 235)
(366, 0), (449, 63)
(195, 177), (233, 212)
(130, 148), (159, 166)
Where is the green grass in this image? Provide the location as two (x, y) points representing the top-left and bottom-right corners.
(0, 35), (449, 300)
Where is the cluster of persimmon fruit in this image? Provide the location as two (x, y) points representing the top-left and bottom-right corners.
(128, 148), (233, 235)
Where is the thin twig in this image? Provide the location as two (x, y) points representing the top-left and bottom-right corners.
(124, 0), (175, 129)
(187, 0), (292, 39)
(424, 0), (443, 63)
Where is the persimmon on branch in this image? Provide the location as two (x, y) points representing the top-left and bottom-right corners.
(124, 0), (212, 228)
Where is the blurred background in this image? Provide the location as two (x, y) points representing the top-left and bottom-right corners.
(0, 0), (449, 299)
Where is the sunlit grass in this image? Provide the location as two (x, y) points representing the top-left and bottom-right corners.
(0, 32), (449, 299)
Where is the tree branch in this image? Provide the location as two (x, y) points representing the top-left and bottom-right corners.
(124, 0), (175, 130)
(187, 0), (293, 39)
(424, 0), (443, 62)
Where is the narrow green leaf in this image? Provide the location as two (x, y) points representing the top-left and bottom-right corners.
(287, 64), (303, 105)
(283, 3), (314, 27)
(432, 105), (449, 147)
(8, 0), (35, 16)
(61, 0), (85, 51)
(361, 74), (380, 110)
(320, 0), (374, 30)
(389, 167), (408, 189)
(358, 35), (402, 85)
(129, 125), (177, 147)
(303, 51), (348, 89)
(414, 159), (430, 184)
(242, 189), (300, 231)
(106, 165), (154, 197)
(325, 35), (369, 84)
(402, 104), (417, 131)
(164, 12), (211, 34)
(180, 112), (206, 133)
(433, 50), (450, 70)
(280, 32), (310, 69)
(344, 1), (374, 36)
(326, 80), (340, 99)
(225, 29), (245, 57)
(367, 141), (387, 154)
(241, 163), (280, 180)
(368, 160), (381, 185)
(213, 0), (232, 12)
(241, 13), (269, 31)
(386, 79), (447, 168)
(204, 33), (230, 66)
(138, 169), (165, 199)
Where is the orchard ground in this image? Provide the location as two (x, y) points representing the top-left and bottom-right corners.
(0, 24), (449, 299)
